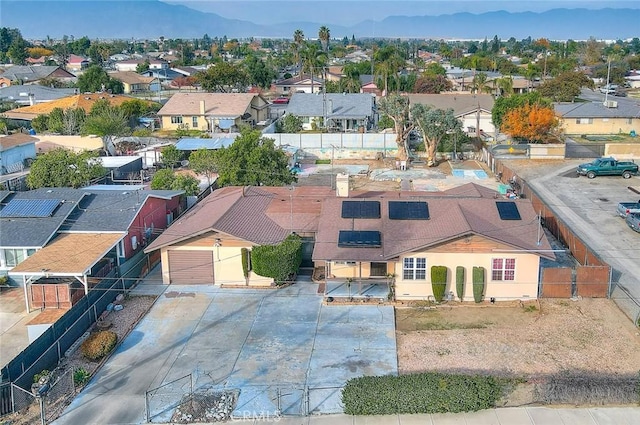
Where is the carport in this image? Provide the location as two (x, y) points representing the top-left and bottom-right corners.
(9, 233), (124, 312)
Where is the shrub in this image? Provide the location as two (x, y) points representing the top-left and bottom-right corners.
(251, 234), (302, 285)
(241, 248), (250, 279)
(473, 266), (485, 303)
(33, 369), (50, 383)
(535, 372), (640, 405)
(342, 372), (510, 415)
(456, 266), (465, 301)
(81, 330), (118, 361)
(430, 266), (447, 302)
(73, 367), (91, 387)
(132, 128), (152, 137)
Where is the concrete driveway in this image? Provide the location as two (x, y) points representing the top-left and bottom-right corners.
(54, 277), (396, 424)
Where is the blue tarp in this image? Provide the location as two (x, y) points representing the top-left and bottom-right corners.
(175, 137), (235, 151)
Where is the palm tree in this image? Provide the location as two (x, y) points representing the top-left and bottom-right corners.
(374, 45), (405, 95)
(300, 42), (327, 93)
(495, 76), (514, 97)
(292, 29), (305, 72)
(470, 72), (492, 94)
(318, 26), (330, 53)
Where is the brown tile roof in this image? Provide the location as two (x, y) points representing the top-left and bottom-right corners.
(157, 92), (259, 117)
(147, 182), (552, 263)
(9, 233), (124, 275)
(313, 188), (552, 262)
(0, 133), (37, 151)
(145, 185), (333, 251)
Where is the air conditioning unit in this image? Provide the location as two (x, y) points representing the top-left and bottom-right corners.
(603, 100), (618, 108)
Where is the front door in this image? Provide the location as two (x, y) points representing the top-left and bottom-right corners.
(370, 262), (387, 277)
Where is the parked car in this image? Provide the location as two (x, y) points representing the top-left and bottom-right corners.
(599, 84), (618, 94)
(625, 212), (640, 232)
(272, 97), (290, 104)
(617, 202), (640, 218)
(577, 157), (638, 179)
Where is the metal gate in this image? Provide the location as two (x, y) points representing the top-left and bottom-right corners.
(0, 382), (11, 416)
(565, 140), (604, 158)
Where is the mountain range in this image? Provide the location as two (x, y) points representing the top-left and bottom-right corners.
(3, 1), (638, 40)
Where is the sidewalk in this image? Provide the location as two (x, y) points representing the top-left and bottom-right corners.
(230, 406), (640, 424)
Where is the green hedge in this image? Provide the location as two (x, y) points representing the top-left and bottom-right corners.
(456, 266), (465, 301)
(430, 266), (447, 302)
(251, 234), (302, 285)
(241, 248), (249, 279)
(473, 266), (485, 303)
(342, 372), (509, 415)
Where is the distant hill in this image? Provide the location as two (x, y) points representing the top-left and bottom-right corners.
(3, 1), (637, 40)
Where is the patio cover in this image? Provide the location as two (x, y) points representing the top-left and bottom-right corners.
(9, 233), (124, 311)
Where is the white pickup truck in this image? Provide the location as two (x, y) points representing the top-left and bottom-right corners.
(617, 201), (640, 218)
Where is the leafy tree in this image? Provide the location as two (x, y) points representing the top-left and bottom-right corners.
(244, 54), (276, 89)
(378, 93), (413, 160)
(136, 59), (150, 73)
(27, 46), (54, 58)
(189, 148), (218, 186)
(410, 104), (462, 166)
(215, 128), (296, 186)
(470, 72), (492, 94)
(501, 103), (560, 143)
(195, 62), (248, 92)
(119, 99), (160, 120)
(27, 148), (105, 188)
(172, 174), (200, 195)
(278, 114), (303, 133)
(492, 92), (551, 131)
(150, 169), (175, 190)
(422, 62), (446, 76)
(413, 75), (452, 93)
(160, 145), (183, 169)
(537, 71), (594, 102)
(77, 65), (124, 94)
(7, 36), (28, 65)
(81, 103), (130, 153)
(31, 115), (49, 133)
(300, 42), (327, 92)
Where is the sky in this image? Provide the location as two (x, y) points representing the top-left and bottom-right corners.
(164, 0), (639, 26)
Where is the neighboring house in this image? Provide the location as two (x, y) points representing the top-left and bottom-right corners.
(66, 54), (90, 72)
(3, 187), (184, 310)
(0, 85), (77, 106)
(139, 68), (183, 83)
(554, 100), (640, 135)
(625, 71), (640, 89)
(406, 93), (496, 136)
(114, 59), (168, 72)
(360, 75), (383, 97)
(0, 133), (37, 175)
(284, 92), (377, 131)
(274, 74), (324, 95)
(25, 56), (46, 65)
(157, 92), (269, 132)
(109, 71), (160, 94)
(0, 66), (76, 85)
(2, 93), (154, 122)
(145, 181), (554, 302)
(174, 135), (237, 152)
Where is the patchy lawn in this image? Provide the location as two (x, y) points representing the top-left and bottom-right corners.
(396, 299), (640, 376)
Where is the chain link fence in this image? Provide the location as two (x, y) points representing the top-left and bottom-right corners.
(145, 373), (193, 423)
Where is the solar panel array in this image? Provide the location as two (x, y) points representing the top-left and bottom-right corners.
(338, 230), (382, 248)
(495, 201), (522, 220)
(0, 199), (62, 218)
(388, 201), (430, 220)
(341, 201), (381, 219)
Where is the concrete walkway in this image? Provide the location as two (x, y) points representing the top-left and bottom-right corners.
(231, 407), (640, 424)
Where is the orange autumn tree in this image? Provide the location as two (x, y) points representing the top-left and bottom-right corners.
(501, 103), (560, 143)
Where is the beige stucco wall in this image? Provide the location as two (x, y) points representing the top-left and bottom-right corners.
(561, 117), (636, 135)
(529, 144), (566, 159)
(160, 115), (211, 132)
(394, 251), (540, 302)
(35, 135), (103, 153)
(159, 236), (273, 286)
(604, 143), (640, 159)
(329, 261), (393, 278)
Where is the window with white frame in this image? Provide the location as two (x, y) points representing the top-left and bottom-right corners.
(492, 258), (516, 281)
(192, 116), (198, 128)
(1, 248), (36, 268)
(576, 118), (593, 124)
(403, 257), (426, 280)
(171, 116), (183, 124)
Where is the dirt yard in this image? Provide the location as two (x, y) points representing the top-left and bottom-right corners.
(396, 299), (640, 377)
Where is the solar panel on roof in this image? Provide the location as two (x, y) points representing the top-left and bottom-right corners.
(341, 200), (381, 218)
(338, 230), (382, 248)
(0, 199), (61, 218)
(496, 201), (522, 220)
(389, 201), (430, 220)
